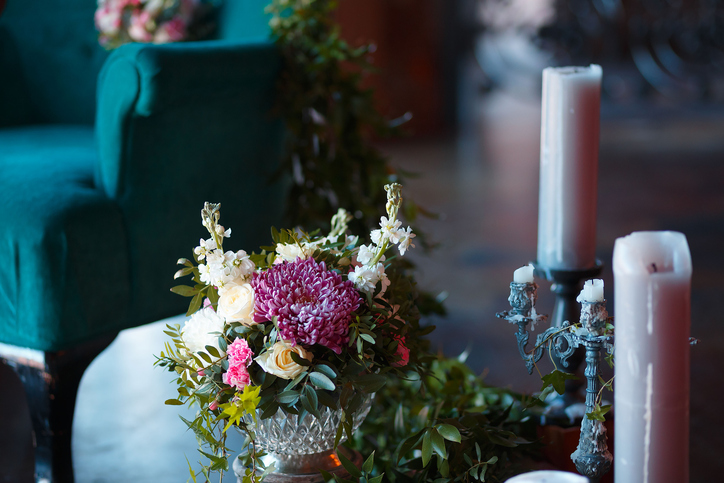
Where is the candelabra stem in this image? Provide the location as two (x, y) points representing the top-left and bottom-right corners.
(535, 262), (603, 422)
(571, 338), (612, 482)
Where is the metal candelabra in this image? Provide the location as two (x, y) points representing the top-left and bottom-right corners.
(496, 262), (614, 483)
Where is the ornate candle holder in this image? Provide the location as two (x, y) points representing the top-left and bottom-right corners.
(496, 262), (614, 483)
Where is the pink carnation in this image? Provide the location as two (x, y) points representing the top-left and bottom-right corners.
(223, 338), (253, 390)
(252, 258), (362, 354)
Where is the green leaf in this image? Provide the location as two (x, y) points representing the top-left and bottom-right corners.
(276, 391), (300, 405)
(586, 404), (612, 421)
(165, 398), (184, 406)
(359, 333), (376, 344)
(313, 363), (337, 379)
(290, 351), (312, 367)
(541, 369), (577, 395)
(309, 372), (336, 391)
(174, 266), (195, 279)
(186, 292), (203, 316)
(430, 429), (447, 459)
(362, 451), (375, 473)
(338, 450), (362, 479)
(421, 430), (433, 467)
(436, 424), (461, 443)
(205, 345), (220, 359)
(171, 285), (197, 297)
(302, 385), (320, 418)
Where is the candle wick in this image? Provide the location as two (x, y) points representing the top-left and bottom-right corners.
(650, 263), (658, 273)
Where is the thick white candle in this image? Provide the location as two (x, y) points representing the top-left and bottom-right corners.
(577, 279), (604, 302)
(506, 471), (588, 483)
(613, 231), (691, 483)
(514, 263), (535, 283)
(537, 65), (601, 270)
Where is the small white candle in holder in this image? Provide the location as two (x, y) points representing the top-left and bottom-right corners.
(537, 65), (601, 270)
(613, 231), (691, 483)
(577, 279), (604, 302)
(514, 263), (535, 283)
(506, 471), (589, 483)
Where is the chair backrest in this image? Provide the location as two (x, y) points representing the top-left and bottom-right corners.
(0, 0), (109, 126)
(0, 0), (273, 127)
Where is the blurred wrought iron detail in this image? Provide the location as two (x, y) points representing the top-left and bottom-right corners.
(475, 0), (724, 102)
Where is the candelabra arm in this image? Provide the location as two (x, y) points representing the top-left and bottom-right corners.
(497, 282), (548, 375)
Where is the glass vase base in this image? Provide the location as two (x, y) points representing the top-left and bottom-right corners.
(233, 447), (363, 483)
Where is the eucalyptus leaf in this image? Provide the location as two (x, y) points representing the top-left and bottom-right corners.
(309, 371), (336, 391)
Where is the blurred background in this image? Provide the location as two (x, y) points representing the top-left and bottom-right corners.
(2, 0), (723, 481)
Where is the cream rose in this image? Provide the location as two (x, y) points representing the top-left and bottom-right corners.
(275, 242), (314, 262)
(256, 340), (313, 379)
(217, 283), (256, 325)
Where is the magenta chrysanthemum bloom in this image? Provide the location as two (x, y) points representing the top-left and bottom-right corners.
(252, 258), (362, 354)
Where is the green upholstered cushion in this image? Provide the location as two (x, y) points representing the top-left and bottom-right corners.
(0, 125), (130, 351)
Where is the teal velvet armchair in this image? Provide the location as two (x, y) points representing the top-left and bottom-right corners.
(0, 1), (285, 481)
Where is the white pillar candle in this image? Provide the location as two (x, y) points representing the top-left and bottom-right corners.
(514, 263), (535, 283)
(613, 231), (691, 483)
(506, 471), (589, 483)
(577, 279), (604, 302)
(537, 65), (601, 270)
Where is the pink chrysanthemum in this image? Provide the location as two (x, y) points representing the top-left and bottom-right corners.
(223, 338), (253, 390)
(252, 258), (362, 354)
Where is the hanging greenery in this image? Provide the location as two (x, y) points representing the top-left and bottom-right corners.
(266, 0), (414, 234)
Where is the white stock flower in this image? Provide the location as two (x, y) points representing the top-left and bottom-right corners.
(380, 216), (403, 242)
(181, 307), (226, 359)
(215, 225), (232, 238)
(348, 262), (388, 295)
(397, 227), (416, 255)
(217, 283), (256, 325)
(256, 340), (312, 379)
(194, 237), (217, 261)
(356, 244), (376, 265)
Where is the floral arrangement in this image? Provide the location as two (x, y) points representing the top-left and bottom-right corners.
(157, 184), (430, 481)
(94, 0), (215, 49)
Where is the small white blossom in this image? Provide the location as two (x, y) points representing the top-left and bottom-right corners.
(356, 244), (376, 265)
(397, 226), (416, 255)
(370, 229), (384, 246)
(215, 225), (231, 238)
(348, 262), (388, 295)
(194, 237), (217, 261)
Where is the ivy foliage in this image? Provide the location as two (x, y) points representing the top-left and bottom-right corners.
(266, 0), (417, 235)
(346, 355), (543, 483)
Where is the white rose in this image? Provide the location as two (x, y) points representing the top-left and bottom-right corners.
(181, 307), (225, 358)
(276, 242), (313, 262)
(256, 340), (312, 379)
(217, 283), (256, 325)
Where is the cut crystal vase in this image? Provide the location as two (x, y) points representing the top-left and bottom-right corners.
(233, 396), (373, 482)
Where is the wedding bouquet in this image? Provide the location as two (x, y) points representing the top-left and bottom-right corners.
(94, 0), (215, 49)
(157, 184), (429, 480)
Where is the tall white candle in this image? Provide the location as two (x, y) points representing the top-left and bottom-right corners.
(537, 65), (601, 270)
(613, 231), (691, 483)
